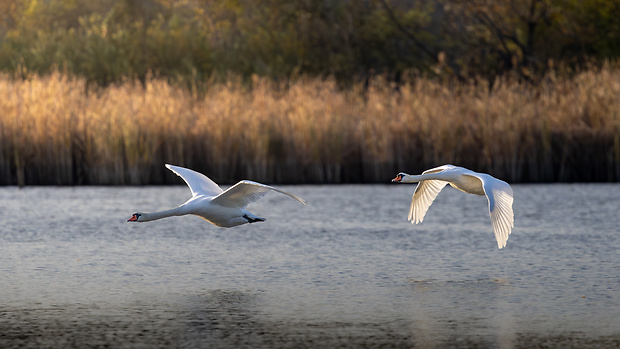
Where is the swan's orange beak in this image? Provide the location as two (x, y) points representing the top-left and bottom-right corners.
(127, 214), (139, 222)
(392, 174), (403, 182)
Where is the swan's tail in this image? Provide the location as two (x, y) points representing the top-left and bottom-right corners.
(243, 214), (266, 223)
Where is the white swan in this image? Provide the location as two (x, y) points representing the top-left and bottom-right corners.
(127, 164), (306, 227)
(392, 164), (514, 249)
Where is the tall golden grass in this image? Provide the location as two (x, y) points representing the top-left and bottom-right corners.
(1, 67), (620, 185)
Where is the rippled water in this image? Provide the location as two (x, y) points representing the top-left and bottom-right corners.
(1, 184), (619, 348)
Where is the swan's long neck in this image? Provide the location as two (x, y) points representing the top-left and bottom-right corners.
(140, 206), (188, 222)
(402, 173), (437, 183)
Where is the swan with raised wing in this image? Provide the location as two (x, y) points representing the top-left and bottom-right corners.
(128, 164), (306, 227)
(392, 164), (514, 249)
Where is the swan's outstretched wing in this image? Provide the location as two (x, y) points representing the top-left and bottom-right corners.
(406, 166), (450, 223)
(481, 176), (514, 249)
(166, 164), (224, 197)
(211, 180), (306, 208)
(409, 179), (449, 223)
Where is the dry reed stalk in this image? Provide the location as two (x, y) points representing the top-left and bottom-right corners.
(1, 67), (620, 185)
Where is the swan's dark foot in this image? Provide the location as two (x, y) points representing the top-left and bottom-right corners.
(243, 214), (266, 223)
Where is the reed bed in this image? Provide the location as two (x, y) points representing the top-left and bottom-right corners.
(1, 67), (620, 185)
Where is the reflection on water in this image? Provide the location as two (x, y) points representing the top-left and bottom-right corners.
(181, 289), (262, 347)
(1, 184), (620, 348)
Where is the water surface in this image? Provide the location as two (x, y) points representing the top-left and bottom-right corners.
(1, 184), (619, 348)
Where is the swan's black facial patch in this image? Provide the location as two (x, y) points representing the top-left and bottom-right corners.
(128, 213), (141, 222)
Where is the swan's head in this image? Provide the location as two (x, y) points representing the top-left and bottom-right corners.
(392, 172), (407, 182)
(127, 213), (142, 222)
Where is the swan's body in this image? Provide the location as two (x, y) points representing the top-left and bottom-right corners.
(392, 164), (514, 249)
(128, 164), (306, 227)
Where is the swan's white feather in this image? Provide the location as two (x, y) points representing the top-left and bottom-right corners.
(165, 164), (223, 197)
(212, 180), (306, 208)
(408, 165), (453, 223)
(409, 180), (448, 224)
(482, 178), (514, 249)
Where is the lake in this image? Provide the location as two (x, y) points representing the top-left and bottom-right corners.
(1, 184), (619, 348)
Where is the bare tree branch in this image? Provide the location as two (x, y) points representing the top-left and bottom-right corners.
(377, 0), (438, 64)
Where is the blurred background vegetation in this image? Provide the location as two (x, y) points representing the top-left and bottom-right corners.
(1, 0), (619, 86)
(1, 0), (620, 185)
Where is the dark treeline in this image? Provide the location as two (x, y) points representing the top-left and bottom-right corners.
(1, 0), (619, 86)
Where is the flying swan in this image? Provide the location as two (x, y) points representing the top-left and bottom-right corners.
(128, 164), (306, 227)
(392, 164), (514, 249)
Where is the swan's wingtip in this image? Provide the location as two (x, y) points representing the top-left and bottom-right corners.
(165, 164), (184, 176)
(408, 217), (423, 224)
(285, 193), (306, 205)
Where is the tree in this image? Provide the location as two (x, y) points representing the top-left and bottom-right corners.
(439, 0), (555, 80)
